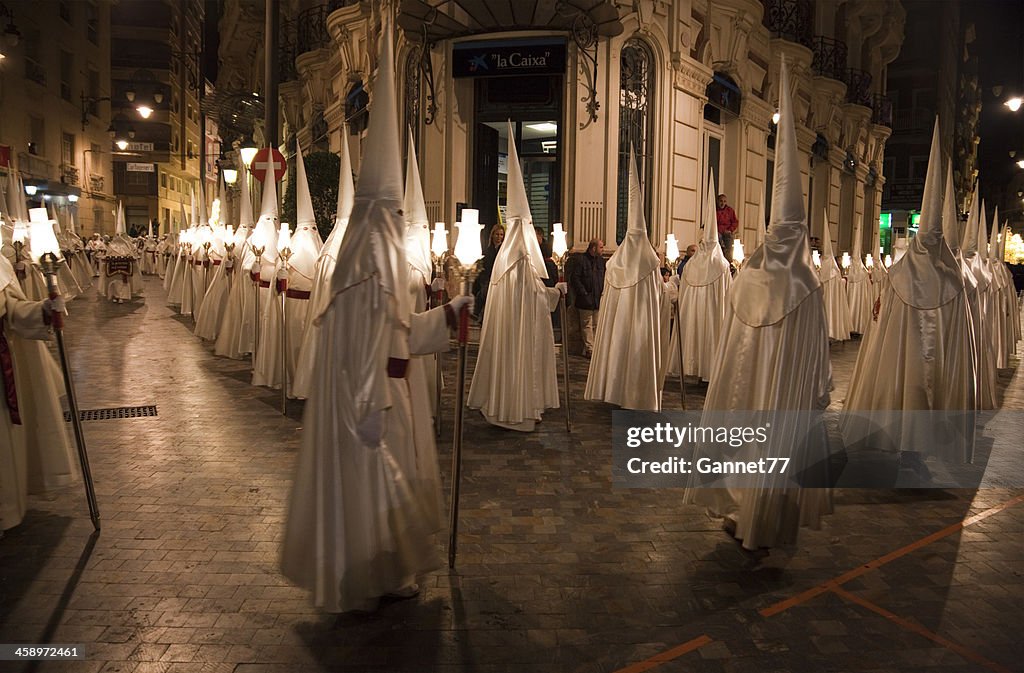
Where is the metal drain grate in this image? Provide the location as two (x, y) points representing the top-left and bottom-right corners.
(64, 405), (158, 422)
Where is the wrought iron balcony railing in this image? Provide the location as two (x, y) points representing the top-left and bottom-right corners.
(280, 18), (298, 82)
(892, 107), (932, 133)
(843, 68), (872, 107)
(810, 36), (847, 81)
(872, 94), (893, 127)
(761, 0), (814, 48)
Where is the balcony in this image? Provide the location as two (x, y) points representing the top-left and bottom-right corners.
(18, 152), (53, 180)
(892, 107), (932, 133)
(811, 36), (847, 81)
(279, 18), (297, 82)
(25, 59), (46, 86)
(297, 1), (355, 55)
(842, 68), (872, 107)
(761, 0), (813, 48)
(872, 95), (893, 128)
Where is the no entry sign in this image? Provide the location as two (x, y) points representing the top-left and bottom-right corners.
(250, 148), (287, 183)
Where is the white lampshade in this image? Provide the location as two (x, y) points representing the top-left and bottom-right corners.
(453, 208), (483, 267)
(865, 254), (874, 268)
(840, 252), (851, 269)
(277, 222), (291, 252)
(551, 221), (568, 259)
(239, 147), (258, 167)
(222, 224), (234, 245)
(732, 238), (745, 264)
(430, 222), (448, 258)
(665, 233), (680, 263)
(28, 208), (61, 262)
(12, 221), (28, 244)
(222, 168), (238, 185)
(884, 254), (893, 268)
(812, 249), (821, 268)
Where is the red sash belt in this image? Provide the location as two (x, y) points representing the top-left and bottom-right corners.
(194, 260), (204, 267)
(249, 271), (272, 288)
(0, 322), (21, 425)
(286, 289), (311, 300)
(387, 357), (409, 379)
(212, 259), (222, 266)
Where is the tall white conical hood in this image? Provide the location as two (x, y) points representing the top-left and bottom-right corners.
(492, 119), (547, 281)
(605, 147), (660, 288)
(147, 220), (154, 238)
(962, 195), (978, 256)
(329, 18), (405, 302)
(683, 171), (730, 287)
(190, 186), (198, 229)
(1000, 223), (1009, 262)
(178, 201), (188, 236)
(295, 142), (316, 228)
(820, 210), (841, 282)
(115, 202), (127, 235)
(319, 128), (355, 262)
(4, 171), (17, 222)
(970, 201), (992, 291)
(942, 160), (961, 254)
(730, 56), (820, 326)
(988, 205), (1000, 260)
(250, 168), (279, 261)
(847, 209), (871, 282)
(337, 129), (355, 223)
(403, 127), (432, 280)
(887, 117), (962, 310)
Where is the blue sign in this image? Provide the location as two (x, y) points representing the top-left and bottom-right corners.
(453, 38), (567, 78)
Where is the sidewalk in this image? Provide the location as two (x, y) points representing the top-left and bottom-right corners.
(0, 276), (1021, 673)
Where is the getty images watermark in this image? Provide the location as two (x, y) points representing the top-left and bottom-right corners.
(612, 410), (1024, 489)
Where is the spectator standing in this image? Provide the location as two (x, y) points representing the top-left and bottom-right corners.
(472, 224), (505, 320)
(716, 193), (739, 261)
(569, 238), (606, 357)
(676, 244), (697, 276)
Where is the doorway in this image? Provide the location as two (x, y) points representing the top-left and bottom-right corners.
(473, 74), (562, 238)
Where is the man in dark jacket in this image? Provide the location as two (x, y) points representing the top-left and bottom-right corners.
(568, 238), (605, 357)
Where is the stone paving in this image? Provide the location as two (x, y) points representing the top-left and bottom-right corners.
(0, 276), (1022, 673)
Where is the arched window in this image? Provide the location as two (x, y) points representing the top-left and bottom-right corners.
(616, 38), (655, 243)
(403, 48), (422, 160)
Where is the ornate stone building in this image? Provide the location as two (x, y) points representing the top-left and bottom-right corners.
(215, 0), (904, 256)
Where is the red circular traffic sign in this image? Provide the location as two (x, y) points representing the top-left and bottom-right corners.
(250, 148), (287, 183)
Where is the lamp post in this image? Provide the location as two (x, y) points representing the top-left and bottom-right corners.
(665, 234), (685, 411)
(249, 229), (267, 371)
(430, 221), (448, 438)
(448, 208), (483, 569)
(277, 222), (292, 415)
(28, 209), (100, 531)
(840, 251), (851, 278)
(812, 249), (822, 269)
(551, 222), (572, 432)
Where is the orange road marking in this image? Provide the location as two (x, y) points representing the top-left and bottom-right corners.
(760, 493), (1024, 617)
(612, 635), (714, 673)
(831, 586), (1014, 673)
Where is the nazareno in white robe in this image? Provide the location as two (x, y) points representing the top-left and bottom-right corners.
(213, 235), (255, 360)
(193, 242), (231, 342)
(1, 265), (80, 530)
(684, 58), (832, 550)
(670, 181), (732, 382)
(819, 225), (851, 342)
(280, 280), (450, 611)
(467, 257), (560, 431)
(843, 124), (975, 464)
(584, 152), (668, 411)
(846, 258), (873, 335)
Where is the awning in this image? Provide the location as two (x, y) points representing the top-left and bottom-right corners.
(398, 0), (624, 43)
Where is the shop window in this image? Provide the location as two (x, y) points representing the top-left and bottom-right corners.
(616, 37), (655, 243)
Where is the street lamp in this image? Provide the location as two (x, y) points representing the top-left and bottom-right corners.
(0, 2), (20, 59)
(239, 138), (258, 168)
(1005, 97), (1023, 112)
(222, 168), (238, 185)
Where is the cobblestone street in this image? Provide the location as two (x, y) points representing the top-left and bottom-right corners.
(1, 276), (1023, 673)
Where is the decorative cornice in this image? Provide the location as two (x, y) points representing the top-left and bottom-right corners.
(673, 56), (713, 98)
(742, 95), (774, 130)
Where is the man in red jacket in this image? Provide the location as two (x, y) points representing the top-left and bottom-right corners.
(716, 193), (739, 261)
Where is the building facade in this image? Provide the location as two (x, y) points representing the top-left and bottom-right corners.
(110, 0), (208, 234)
(0, 0), (114, 236)
(217, 0), (904, 258)
(881, 0), (979, 248)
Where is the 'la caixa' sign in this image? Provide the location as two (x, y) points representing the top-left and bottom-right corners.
(452, 38), (566, 78)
